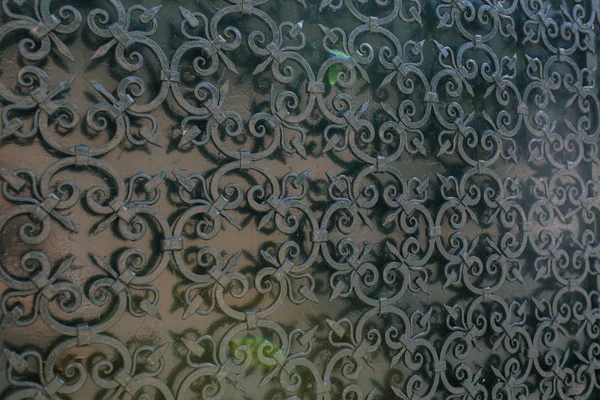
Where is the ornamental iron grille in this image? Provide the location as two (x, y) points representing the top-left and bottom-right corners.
(0, 0), (599, 399)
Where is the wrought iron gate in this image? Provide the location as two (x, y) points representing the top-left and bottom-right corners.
(0, 0), (599, 399)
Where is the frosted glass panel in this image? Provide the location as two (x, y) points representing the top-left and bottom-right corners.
(0, 0), (599, 399)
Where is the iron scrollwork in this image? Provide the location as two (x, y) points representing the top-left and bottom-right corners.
(0, 0), (599, 399)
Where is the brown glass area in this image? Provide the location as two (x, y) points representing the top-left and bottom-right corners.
(0, 0), (599, 399)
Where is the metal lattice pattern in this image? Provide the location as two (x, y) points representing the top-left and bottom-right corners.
(0, 0), (599, 399)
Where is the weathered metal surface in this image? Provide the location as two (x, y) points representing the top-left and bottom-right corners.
(0, 0), (599, 399)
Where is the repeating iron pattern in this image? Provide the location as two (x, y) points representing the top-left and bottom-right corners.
(0, 0), (599, 399)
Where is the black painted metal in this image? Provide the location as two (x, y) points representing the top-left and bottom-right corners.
(0, 0), (599, 399)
